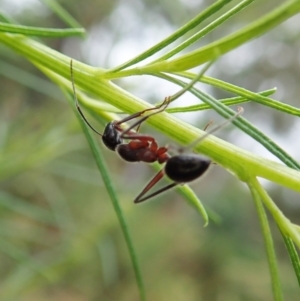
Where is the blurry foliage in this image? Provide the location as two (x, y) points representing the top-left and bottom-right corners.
(0, 0), (300, 301)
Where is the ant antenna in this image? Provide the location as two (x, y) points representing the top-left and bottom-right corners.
(184, 107), (244, 151)
(70, 60), (103, 136)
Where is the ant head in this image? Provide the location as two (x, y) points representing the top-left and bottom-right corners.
(102, 122), (122, 151)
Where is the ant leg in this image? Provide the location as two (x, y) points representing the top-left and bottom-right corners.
(134, 169), (164, 203)
(203, 120), (213, 131)
(114, 96), (171, 137)
(134, 169), (178, 203)
(136, 96), (170, 132)
(115, 96), (170, 127)
(135, 183), (178, 203)
(184, 107), (244, 150)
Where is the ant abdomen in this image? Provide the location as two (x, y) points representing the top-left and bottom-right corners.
(165, 154), (211, 183)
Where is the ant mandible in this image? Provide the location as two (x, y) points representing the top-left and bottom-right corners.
(70, 60), (243, 204)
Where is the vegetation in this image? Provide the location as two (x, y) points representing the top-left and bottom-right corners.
(0, 0), (299, 300)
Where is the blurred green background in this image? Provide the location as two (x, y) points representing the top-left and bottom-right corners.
(0, 0), (300, 300)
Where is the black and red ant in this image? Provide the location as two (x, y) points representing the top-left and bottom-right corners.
(70, 60), (243, 203)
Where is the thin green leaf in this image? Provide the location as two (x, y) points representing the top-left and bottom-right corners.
(109, 0), (233, 72)
(248, 181), (283, 301)
(248, 177), (300, 249)
(198, 75), (300, 117)
(40, 0), (85, 31)
(154, 0), (256, 63)
(167, 88), (276, 113)
(0, 21), (84, 37)
(178, 185), (209, 226)
(281, 234), (300, 286)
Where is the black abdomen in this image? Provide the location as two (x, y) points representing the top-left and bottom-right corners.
(165, 154), (211, 183)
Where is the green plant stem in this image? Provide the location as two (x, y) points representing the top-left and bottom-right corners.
(0, 22), (84, 37)
(166, 88), (276, 113)
(64, 91), (146, 301)
(248, 177), (300, 249)
(281, 234), (300, 286)
(185, 74), (300, 117)
(249, 182), (283, 301)
(40, 0), (84, 30)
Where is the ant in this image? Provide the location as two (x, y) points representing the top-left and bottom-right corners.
(70, 60), (243, 204)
